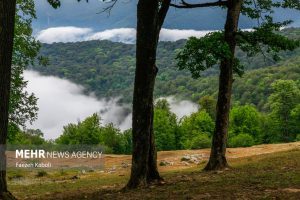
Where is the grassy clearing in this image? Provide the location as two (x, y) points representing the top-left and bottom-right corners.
(8, 148), (300, 200)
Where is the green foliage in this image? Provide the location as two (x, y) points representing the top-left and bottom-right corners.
(100, 123), (124, 154)
(198, 95), (216, 119)
(228, 134), (255, 148)
(32, 28), (300, 106)
(291, 104), (300, 136)
(154, 99), (178, 150)
(46, 0), (90, 9)
(258, 114), (280, 144)
(57, 114), (102, 145)
(9, 128), (47, 145)
(176, 32), (231, 78)
(176, 1), (300, 78)
(47, 0), (61, 8)
(189, 134), (211, 150)
(233, 64), (300, 111)
(229, 105), (262, 143)
(36, 170), (48, 177)
(296, 134), (300, 141)
(56, 113), (129, 154)
(10, 0), (39, 128)
(7, 123), (21, 143)
(179, 110), (214, 149)
(120, 129), (132, 154)
(238, 20), (300, 61)
(155, 99), (170, 110)
(268, 80), (300, 142)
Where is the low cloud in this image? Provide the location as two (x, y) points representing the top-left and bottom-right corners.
(25, 71), (199, 139)
(165, 97), (199, 120)
(109, 97), (199, 131)
(86, 28), (137, 43)
(24, 70), (128, 139)
(36, 26), (93, 43)
(160, 29), (212, 41)
(36, 27), (215, 44)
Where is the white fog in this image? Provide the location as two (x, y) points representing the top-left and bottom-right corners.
(24, 71), (198, 139)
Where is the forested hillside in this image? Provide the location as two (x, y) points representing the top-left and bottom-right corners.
(32, 28), (300, 109)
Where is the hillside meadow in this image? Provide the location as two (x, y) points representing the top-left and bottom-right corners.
(7, 142), (300, 200)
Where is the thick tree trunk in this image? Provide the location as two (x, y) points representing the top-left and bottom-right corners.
(0, 0), (17, 199)
(204, 0), (243, 171)
(126, 0), (170, 188)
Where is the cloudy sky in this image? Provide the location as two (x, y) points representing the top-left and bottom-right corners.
(33, 0), (300, 31)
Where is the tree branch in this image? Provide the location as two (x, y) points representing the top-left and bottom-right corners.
(170, 0), (228, 8)
(97, 0), (119, 15)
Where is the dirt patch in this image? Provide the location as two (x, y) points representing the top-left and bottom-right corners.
(282, 188), (300, 193)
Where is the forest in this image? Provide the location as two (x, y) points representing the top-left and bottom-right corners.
(1, 0), (300, 199)
(8, 28), (298, 154)
(32, 28), (300, 106)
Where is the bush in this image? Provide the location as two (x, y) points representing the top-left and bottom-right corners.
(190, 134), (211, 149)
(36, 170), (48, 177)
(228, 134), (255, 148)
(296, 134), (300, 141)
(8, 171), (24, 180)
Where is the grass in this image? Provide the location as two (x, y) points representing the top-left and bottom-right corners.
(8, 149), (300, 200)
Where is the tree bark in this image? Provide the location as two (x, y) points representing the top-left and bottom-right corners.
(204, 0), (243, 171)
(0, 0), (17, 199)
(126, 0), (170, 188)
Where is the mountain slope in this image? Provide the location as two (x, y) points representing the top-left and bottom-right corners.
(31, 28), (300, 110)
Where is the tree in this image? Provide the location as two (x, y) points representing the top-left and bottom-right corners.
(199, 95), (217, 119)
(179, 110), (214, 149)
(229, 105), (262, 143)
(121, 129), (132, 155)
(9, 0), (40, 129)
(154, 99), (178, 151)
(127, 0), (171, 188)
(268, 80), (300, 142)
(10, 129), (46, 146)
(0, 0), (17, 198)
(56, 113), (102, 145)
(43, 0), (169, 188)
(173, 0), (300, 170)
(56, 113), (130, 154)
(1, 0), (48, 196)
(291, 104), (300, 139)
(100, 123), (124, 154)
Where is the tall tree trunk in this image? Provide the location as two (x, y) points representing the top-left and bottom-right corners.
(204, 0), (243, 171)
(0, 0), (17, 199)
(126, 0), (170, 188)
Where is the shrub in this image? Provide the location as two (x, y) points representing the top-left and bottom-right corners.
(296, 134), (300, 141)
(228, 134), (255, 148)
(8, 171), (24, 180)
(36, 170), (48, 177)
(190, 134), (211, 149)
